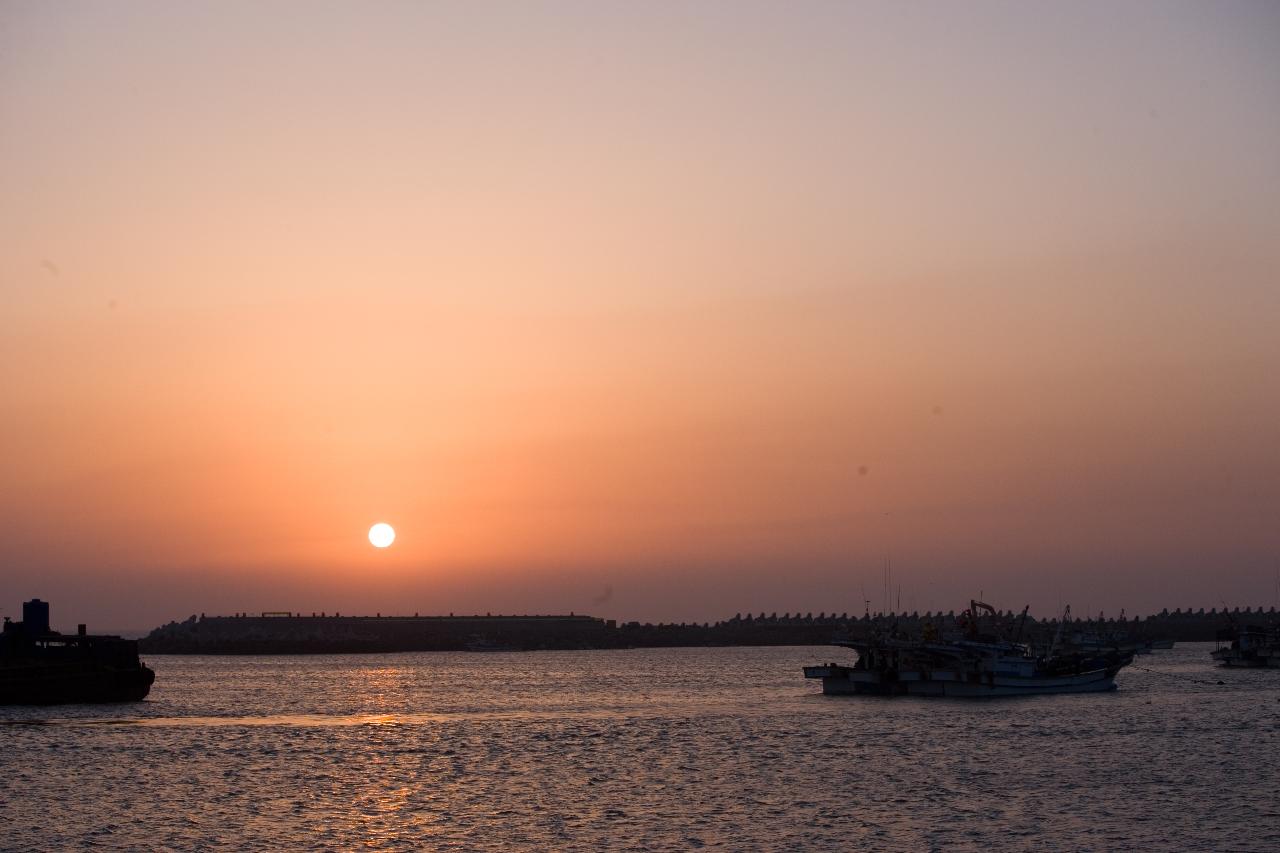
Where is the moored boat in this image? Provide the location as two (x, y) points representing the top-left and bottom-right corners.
(1211, 622), (1280, 668)
(1, 599), (155, 704)
(805, 601), (1134, 697)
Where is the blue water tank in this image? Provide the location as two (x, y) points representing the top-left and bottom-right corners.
(23, 599), (50, 634)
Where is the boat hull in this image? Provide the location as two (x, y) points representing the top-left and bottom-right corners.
(0, 663), (155, 704)
(1211, 651), (1279, 668)
(804, 663), (1122, 697)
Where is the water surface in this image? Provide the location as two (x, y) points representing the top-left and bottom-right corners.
(2, 644), (1277, 850)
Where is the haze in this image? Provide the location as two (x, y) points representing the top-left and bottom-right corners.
(2, 1), (1278, 631)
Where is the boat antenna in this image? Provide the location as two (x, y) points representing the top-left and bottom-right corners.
(884, 555), (890, 616)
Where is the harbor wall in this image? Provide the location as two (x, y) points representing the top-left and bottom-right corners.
(139, 605), (1278, 654)
(140, 613), (615, 654)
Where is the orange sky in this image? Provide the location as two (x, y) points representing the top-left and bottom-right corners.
(2, 2), (1278, 629)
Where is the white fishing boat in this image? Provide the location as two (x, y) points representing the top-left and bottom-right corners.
(1211, 623), (1280, 668)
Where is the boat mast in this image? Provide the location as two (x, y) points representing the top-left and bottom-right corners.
(1049, 604), (1070, 657)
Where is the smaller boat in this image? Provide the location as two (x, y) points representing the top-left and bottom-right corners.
(1211, 621), (1280, 668)
(804, 601), (1134, 697)
(1, 599), (155, 704)
(1057, 610), (1161, 656)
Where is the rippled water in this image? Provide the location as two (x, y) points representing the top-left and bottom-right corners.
(2, 645), (1278, 851)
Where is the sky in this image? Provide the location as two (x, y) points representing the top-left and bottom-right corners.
(2, 1), (1278, 631)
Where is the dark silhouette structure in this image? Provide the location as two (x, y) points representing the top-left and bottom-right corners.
(1, 599), (155, 704)
(137, 605), (1278, 655)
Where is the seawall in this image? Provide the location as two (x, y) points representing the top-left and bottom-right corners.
(138, 605), (1278, 654)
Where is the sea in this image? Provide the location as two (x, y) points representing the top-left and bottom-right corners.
(2, 644), (1277, 851)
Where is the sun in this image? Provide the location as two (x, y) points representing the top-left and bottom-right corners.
(368, 522), (396, 548)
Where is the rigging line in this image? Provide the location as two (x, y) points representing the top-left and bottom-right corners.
(1128, 664), (1226, 686)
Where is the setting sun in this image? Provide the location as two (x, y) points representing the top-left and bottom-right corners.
(368, 523), (396, 549)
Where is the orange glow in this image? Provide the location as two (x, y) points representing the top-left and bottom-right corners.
(2, 3), (1278, 628)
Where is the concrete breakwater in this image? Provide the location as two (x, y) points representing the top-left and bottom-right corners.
(138, 606), (1278, 654)
(138, 611), (848, 654)
(140, 613), (616, 654)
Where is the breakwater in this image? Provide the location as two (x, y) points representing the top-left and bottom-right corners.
(140, 613), (615, 654)
(138, 605), (1278, 654)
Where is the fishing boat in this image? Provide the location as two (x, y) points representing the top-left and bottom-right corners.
(1211, 622), (1280, 668)
(804, 601), (1134, 697)
(1, 599), (155, 704)
(1057, 609), (1163, 656)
